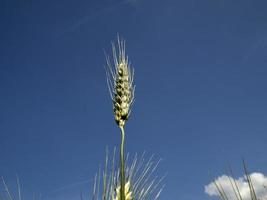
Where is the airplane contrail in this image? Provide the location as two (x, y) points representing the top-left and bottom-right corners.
(57, 0), (131, 37)
(41, 178), (93, 199)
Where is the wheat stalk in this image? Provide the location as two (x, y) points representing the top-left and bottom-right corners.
(106, 36), (135, 200)
(100, 36), (164, 200)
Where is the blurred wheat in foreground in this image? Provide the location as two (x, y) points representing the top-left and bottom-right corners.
(91, 149), (164, 200)
(206, 161), (266, 200)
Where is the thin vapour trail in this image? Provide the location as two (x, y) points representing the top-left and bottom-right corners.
(57, 0), (130, 37)
(41, 178), (93, 199)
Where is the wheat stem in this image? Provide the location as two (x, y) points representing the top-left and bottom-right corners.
(119, 125), (126, 200)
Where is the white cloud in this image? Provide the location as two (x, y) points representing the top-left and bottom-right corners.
(205, 173), (267, 200)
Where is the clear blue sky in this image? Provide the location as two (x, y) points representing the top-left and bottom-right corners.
(1, 0), (267, 200)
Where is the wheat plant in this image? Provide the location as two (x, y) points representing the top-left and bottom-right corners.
(106, 37), (135, 200)
(89, 36), (163, 200)
(211, 161), (259, 200)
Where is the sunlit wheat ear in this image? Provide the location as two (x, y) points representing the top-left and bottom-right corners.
(106, 37), (135, 128)
(91, 149), (164, 200)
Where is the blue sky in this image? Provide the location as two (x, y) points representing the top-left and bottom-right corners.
(1, 0), (267, 200)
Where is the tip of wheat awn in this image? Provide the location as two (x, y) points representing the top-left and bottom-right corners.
(106, 37), (135, 128)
